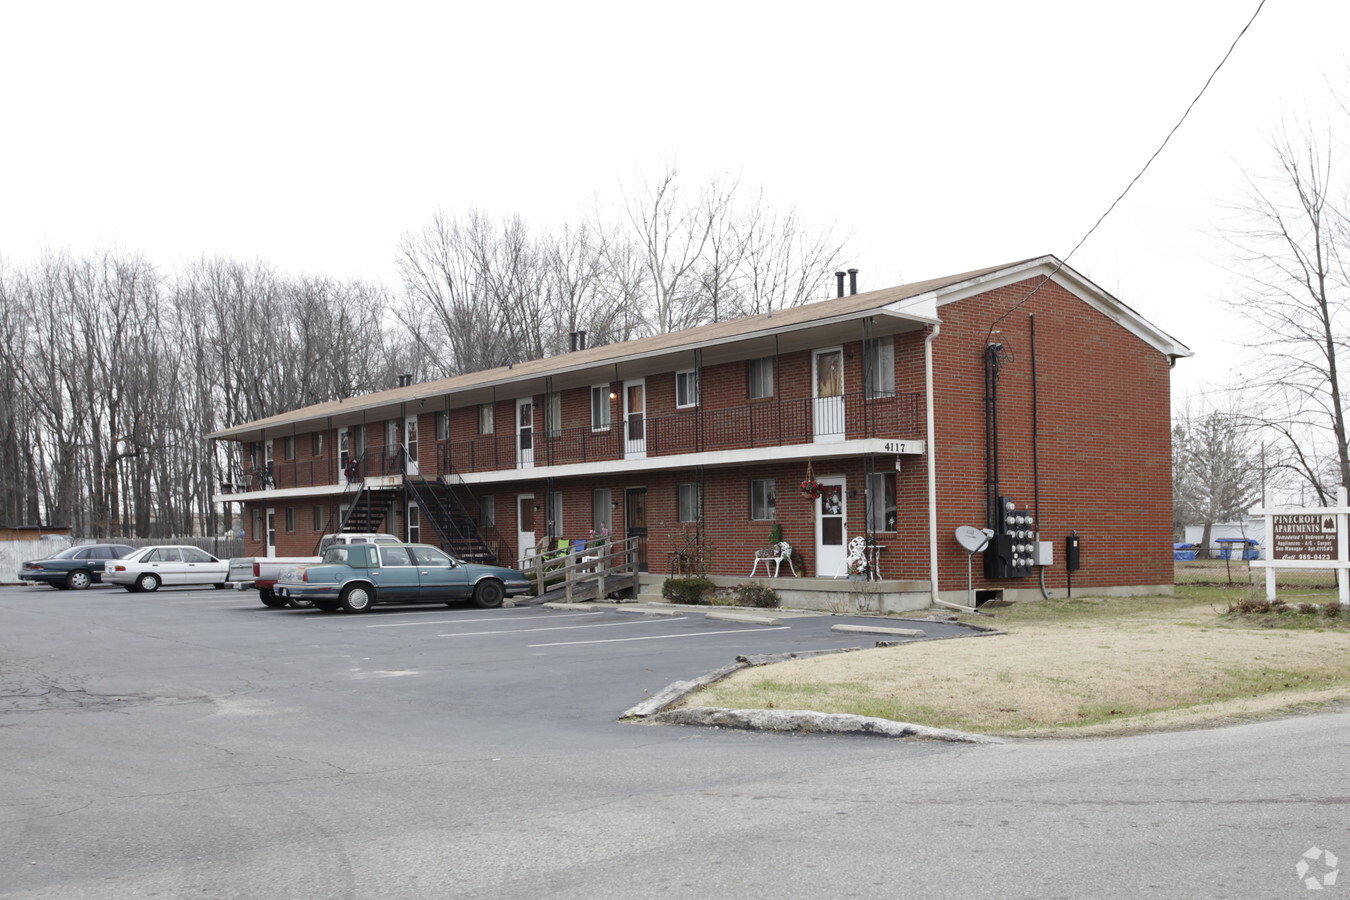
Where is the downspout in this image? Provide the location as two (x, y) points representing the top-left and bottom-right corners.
(925, 323), (941, 605)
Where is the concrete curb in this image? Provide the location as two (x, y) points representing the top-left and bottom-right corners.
(649, 706), (1003, 744)
(707, 610), (782, 626)
(830, 623), (925, 638)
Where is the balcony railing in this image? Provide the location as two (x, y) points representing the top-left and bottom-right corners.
(437, 390), (922, 475)
(227, 391), (923, 491)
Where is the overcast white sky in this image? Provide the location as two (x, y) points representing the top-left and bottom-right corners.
(4, 1), (1347, 402)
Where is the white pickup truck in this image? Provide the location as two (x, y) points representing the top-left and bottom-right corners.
(228, 533), (398, 608)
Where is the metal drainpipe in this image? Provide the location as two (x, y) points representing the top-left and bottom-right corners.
(924, 323), (941, 604)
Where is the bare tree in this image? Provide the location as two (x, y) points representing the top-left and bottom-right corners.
(1223, 121), (1350, 502)
(1173, 406), (1261, 552)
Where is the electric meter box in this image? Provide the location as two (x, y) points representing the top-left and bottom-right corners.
(1034, 541), (1054, 566)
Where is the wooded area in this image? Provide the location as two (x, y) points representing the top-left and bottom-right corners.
(0, 172), (849, 536)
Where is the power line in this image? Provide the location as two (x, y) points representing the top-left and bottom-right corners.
(986, 0), (1268, 339)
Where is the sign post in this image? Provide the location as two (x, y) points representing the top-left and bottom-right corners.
(1251, 486), (1350, 607)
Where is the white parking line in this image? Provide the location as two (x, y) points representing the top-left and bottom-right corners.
(368, 610), (599, 628)
(530, 625), (791, 648)
(438, 616), (688, 638)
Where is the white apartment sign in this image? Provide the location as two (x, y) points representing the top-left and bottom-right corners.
(1251, 486), (1349, 607)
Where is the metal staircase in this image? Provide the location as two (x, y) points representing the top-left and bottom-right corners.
(336, 483), (400, 535)
(404, 476), (502, 565)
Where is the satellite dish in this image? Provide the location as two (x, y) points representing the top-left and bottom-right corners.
(955, 525), (994, 553)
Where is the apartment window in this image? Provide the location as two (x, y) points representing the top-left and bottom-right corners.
(251, 509), (262, 542)
(479, 404), (495, 435)
(353, 425), (366, 456)
(865, 336), (896, 398)
(546, 491), (563, 539)
(748, 357), (774, 399)
(311, 431), (323, 457)
(436, 410), (450, 441)
(591, 386), (611, 431)
(387, 419), (399, 448)
(480, 495), (495, 527)
(678, 483), (700, 523)
(750, 479), (776, 521)
(544, 392), (562, 437)
(866, 471), (897, 532)
(592, 489), (612, 535)
(283, 435), (295, 460)
(675, 370), (699, 408)
(285, 507), (296, 532)
(312, 505), (325, 532)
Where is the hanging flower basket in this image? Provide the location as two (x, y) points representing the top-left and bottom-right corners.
(801, 460), (821, 499)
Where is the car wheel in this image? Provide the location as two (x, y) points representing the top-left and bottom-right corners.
(339, 584), (373, 613)
(286, 596), (315, 609)
(137, 573), (161, 592)
(314, 600), (340, 612)
(473, 579), (505, 609)
(66, 570), (92, 590)
(259, 588), (287, 609)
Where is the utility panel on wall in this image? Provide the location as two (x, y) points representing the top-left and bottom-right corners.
(984, 496), (1035, 579)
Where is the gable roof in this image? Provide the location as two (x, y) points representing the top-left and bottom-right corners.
(209, 255), (1191, 440)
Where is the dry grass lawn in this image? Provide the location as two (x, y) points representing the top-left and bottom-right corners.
(689, 586), (1350, 737)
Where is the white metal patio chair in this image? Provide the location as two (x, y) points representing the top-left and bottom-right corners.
(749, 541), (795, 578)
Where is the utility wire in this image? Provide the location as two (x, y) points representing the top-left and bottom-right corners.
(986, 0), (1268, 340)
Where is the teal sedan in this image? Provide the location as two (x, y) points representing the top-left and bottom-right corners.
(273, 542), (530, 613)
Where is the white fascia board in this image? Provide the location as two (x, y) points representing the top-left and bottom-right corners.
(455, 439), (925, 485)
(933, 256), (1193, 359)
(211, 440), (927, 502)
(884, 291), (940, 323)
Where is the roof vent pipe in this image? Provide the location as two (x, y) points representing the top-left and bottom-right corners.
(835, 271), (846, 298)
(578, 330), (587, 350)
(848, 268), (859, 295)
(397, 373), (412, 387)
(569, 331), (580, 352)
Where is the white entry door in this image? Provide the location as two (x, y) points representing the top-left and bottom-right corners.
(813, 348), (845, 442)
(517, 398), (534, 469)
(815, 477), (847, 576)
(517, 494), (536, 567)
(266, 507), (277, 559)
(405, 415), (420, 475)
(624, 379), (646, 458)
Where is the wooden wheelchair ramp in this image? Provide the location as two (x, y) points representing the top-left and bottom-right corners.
(527, 537), (641, 604)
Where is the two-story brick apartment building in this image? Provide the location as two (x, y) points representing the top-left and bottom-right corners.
(208, 255), (1190, 608)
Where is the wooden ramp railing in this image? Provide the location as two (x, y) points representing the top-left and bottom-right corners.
(529, 536), (640, 603)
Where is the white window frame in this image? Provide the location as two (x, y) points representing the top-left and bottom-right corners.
(675, 370), (699, 409)
(545, 391), (562, 437)
(479, 403), (495, 435)
(546, 490), (563, 539)
(865, 335), (896, 398)
(592, 489), (612, 534)
(748, 357), (774, 400)
(678, 483), (700, 523)
(313, 505), (324, 532)
(591, 385), (612, 431)
(750, 479), (777, 521)
(866, 471), (897, 533)
(285, 507), (296, 532)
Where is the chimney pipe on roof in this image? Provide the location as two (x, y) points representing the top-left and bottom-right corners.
(397, 373), (412, 388)
(568, 331), (588, 352)
(835, 271), (846, 298)
(848, 268), (859, 295)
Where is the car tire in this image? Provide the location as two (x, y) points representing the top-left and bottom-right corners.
(339, 584), (374, 613)
(259, 588), (287, 609)
(473, 579), (505, 609)
(66, 570), (92, 590)
(137, 573), (161, 592)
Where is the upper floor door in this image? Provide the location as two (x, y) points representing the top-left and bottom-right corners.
(813, 348), (845, 442)
(624, 379), (646, 459)
(405, 414), (420, 475)
(517, 398), (534, 468)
